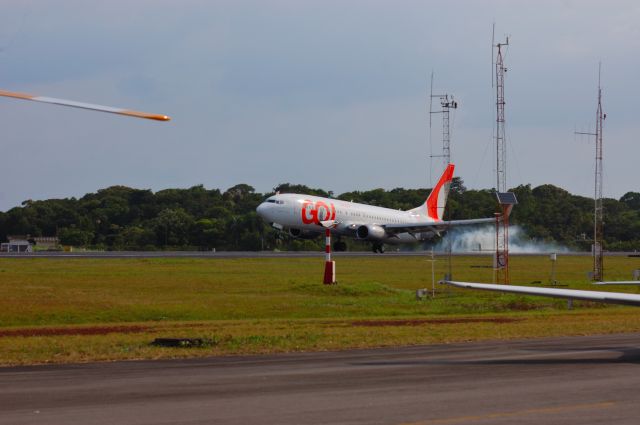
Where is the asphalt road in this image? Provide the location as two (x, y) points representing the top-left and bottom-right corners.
(3, 333), (640, 424)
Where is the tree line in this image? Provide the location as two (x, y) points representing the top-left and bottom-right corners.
(1, 179), (639, 251)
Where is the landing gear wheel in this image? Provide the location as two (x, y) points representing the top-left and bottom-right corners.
(333, 241), (347, 252)
(372, 243), (385, 254)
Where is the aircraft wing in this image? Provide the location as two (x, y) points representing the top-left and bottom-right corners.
(0, 89), (170, 121)
(441, 280), (640, 307)
(383, 217), (496, 234)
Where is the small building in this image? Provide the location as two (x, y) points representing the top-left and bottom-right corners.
(1, 236), (33, 253)
(33, 237), (60, 251)
(1, 235), (60, 253)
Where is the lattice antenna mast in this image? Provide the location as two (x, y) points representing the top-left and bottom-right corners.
(594, 65), (605, 281)
(429, 74), (458, 168)
(575, 64), (606, 281)
(429, 73), (457, 279)
(493, 33), (513, 285)
(495, 37), (508, 192)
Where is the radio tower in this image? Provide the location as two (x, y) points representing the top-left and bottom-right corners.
(429, 73), (457, 279)
(594, 67), (605, 281)
(429, 73), (458, 168)
(576, 64), (605, 281)
(493, 32), (516, 285)
(495, 38), (508, 193)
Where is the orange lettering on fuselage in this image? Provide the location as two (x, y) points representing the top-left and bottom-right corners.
(301, 200), (336, 225)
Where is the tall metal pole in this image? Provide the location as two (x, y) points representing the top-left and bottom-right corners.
(495, 39), (508, 193)
(494, 36), (510, 284)
(429, 76), (457, 279)
(594, 65), (605, 281)
(429, 86), (457, 167)
(576, 64), (605, 281)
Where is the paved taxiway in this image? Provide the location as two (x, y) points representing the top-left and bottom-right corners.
(2, 333), (640, 424)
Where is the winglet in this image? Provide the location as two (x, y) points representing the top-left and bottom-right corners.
(424, 163), (455, 221)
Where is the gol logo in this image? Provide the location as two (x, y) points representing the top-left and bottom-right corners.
(301, 200), (336, 224)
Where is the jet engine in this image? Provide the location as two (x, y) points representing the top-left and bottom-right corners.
(355, 224), (386, 241)
(289, 228), (321, 239)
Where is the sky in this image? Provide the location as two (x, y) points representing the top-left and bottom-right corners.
(0, 0), (639, 211)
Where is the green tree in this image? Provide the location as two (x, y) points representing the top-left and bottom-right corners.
(273, 183), (329, 197)
(153, 208), (195, 247)
(58, 227), (94, 247)
(620, 192), (640, 211)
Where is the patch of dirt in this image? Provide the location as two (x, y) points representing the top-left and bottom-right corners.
(0, 325), (151, 338)
(351, 317), (522, 327)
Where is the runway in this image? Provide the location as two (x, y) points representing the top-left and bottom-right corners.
(0, 250), (611, 259)
(0, 250), (492, 259)
(0, 250), (486, 259)
(2, 333), (640, 424)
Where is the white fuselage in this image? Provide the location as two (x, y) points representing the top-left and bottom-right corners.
(256, 193), (438, 244)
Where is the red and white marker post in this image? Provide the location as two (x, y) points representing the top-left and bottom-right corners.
(323, 228), (336, 284)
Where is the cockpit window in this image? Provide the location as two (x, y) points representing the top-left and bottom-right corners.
(267, 199), (277, 203)
(266, 198), (284, 204)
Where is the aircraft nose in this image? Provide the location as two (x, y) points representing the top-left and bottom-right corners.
(256, 202), (268, 217)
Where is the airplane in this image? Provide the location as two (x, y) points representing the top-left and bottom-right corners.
(0, 88), (170, 121)
(440, 280), (640, 306)
(257, 163), (496, 253)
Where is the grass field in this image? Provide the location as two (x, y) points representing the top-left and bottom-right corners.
(2, 254), (640, 365)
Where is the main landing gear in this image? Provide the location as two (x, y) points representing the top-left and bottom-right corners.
(372, 243), (385, 254)
(333, 240), (347, 252)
